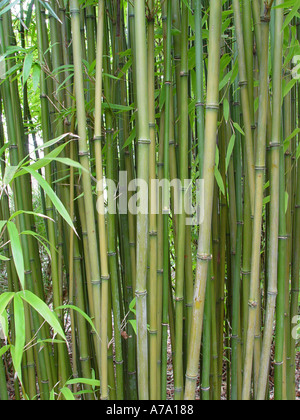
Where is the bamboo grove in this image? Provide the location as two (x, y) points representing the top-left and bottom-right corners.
(0, 0), (299, 401)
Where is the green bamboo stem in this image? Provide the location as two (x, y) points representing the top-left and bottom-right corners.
(148, 0), (158, 401)
(231, 82), (243, 401)
(232, 0), (255, 216)
(201, 262), (212, 401)
(70, 0), (102, 382)
(256, 0), (283, 400)
(242, 0), (271, 400)
(156, 110), (165, 400)
(0, 14), (53, 399)
(93, 0), (110, 400)
(184, 0), (222, 400)
(134, 0), (150, 400)
(283, 49), (293, 403)
(173, 1), (188, 401)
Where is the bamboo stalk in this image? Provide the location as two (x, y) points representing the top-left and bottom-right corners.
(184, 0), (223, 400)
(256, 0), (283, 400)
(134, 0), (150, 400)
(242, 0), (271, 400)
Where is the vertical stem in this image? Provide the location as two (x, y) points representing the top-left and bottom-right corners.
(257, 0), (283, 400)
(134, 0), (150, 400)
(242, 0), (270, 400)
(184, 0), (222, 400)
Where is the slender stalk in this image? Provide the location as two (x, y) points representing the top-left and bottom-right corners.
(256, 0), (283, 400)
(232, 0), (256, 216)
(184, 0), (223, 400)
(70, 0), (102, 380)
(134, 0), (150, 400)
(242, 0), (271, 400)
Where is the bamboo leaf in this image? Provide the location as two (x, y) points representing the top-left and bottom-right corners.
(32, 64), (41, 92)
(18, 290), (66, 341)
(12, 294), (25, 380)
(226, 134), (236, 173)
(0, 142), (9, 158)
(0, 292), (15, 317)
(0, 309), (9, 339)
(3, 166), (18, 186)
(38, 0), (62, 23)
(7, 222), (25, 290)
(0, 345), (10, 358)
(56, 304), (99, 338)
(215, 167), (225, 196)
(21, 166), (76, 234)
(65, 378), (101, 388)
(22, 52), (33, 85)
(223, 98), (230, 123)
(0, 0), (20, 16)
(60, 387), (76, 400)
(233, 122), (245, 136)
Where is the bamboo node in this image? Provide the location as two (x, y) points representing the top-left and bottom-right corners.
(78, 151), (89, 157)
(255, 165), (266, 171)
(197, 253), (213, 261)
(79, 356), (90, 362)
(269, 142), (281, 148)
(138, 138), (151, 145)
(185, 374), (198, 382)
(261, 15), (271, 23)
(101, 275), (110, 281)
(239, 80), (248, 87)
(70, 8), (80, 15)
(175, 297), (184, 302)
(195, 102), (205, 108)
(248, 300), (258, 308)
(107, 252), (117, 257)
(206, 103), (219, 111)
(91, 280), (101, 286)
(135, 290), (147, 298)
(241, 270), (251, 276)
